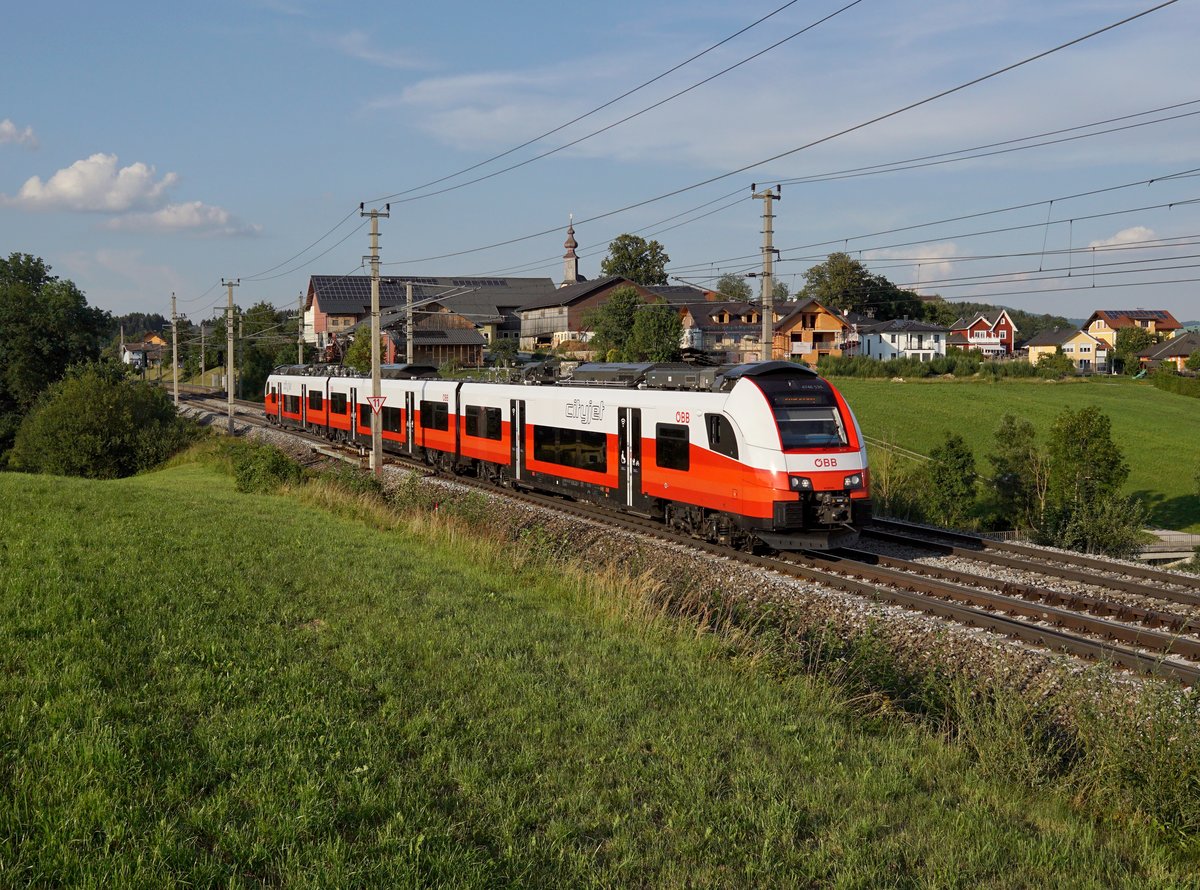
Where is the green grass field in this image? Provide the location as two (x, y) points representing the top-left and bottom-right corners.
(834, 376), (1200, 532)
(2, 458), (1198, 885)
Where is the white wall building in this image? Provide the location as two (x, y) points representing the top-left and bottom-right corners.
(857, 319), (948, 362)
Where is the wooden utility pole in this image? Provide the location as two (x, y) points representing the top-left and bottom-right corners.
(171, 292), (179, 408)
(751, 184), (781, 361)
(360, 203), (390, 477)
(221, 278), (239, 434)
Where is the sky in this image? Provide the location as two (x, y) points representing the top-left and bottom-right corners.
(2, 0), (1199, 325)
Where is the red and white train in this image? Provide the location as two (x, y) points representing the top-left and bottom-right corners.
(264, 361), (871, 550)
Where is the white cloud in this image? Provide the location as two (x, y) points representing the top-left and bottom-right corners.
(6, 153), (178, 212)
(869, 242), (961, 291)
(0, 118), (38, 149)
(329, 30), (424, 69)
(1088, 226), (1156, 249)
(105, 201), (262, 236)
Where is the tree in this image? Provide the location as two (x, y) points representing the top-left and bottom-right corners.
(924, 433), (977, 527)
(10, 361), (196, 478)
(986, 414), (1049, 530)
(1113, 326), (1154, 373)
(584, 286), (643, 358)
(1186, 350), (1200, 372)
(343, 331), (384, 373)
(773, 280), (791, 302)
(627, 303), (683, 362)
(715, 273), (752, 301)
(798, 252), (922, 320)
(1037, 405), (1145, 556)
(599, 235), (670, 285)
(1035, 349), (1076, 378)
(489, 337), (519, 367)
(0, 254), (109, 463)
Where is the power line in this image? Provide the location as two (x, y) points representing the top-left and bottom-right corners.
(384, 0), (1180, 268)
(367, 0), (807, 204)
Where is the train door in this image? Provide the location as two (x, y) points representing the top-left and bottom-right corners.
(619, 407), (642, 508)
(405, 391), (415, 455)
(349, 386), (359, 445)
(509, 399), (525, 482)
(301, 384), (307, 429)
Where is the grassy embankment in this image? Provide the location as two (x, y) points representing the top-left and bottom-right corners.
(834, 375), (1200, 532)
(3, 448), (1200, 885)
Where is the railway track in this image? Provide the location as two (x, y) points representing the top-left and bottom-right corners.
(184, 394), (1200, 685)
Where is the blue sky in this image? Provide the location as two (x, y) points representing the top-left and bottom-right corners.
(2, 0), (1199, 324)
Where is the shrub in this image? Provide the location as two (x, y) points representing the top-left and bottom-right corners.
(10, 362), (198, 478)
(1148, 369), (1200, 399)
(228, 440), (302, 493)
(317, 463), (384, 497)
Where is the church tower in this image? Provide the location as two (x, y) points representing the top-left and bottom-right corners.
(560, 215), (580, 287)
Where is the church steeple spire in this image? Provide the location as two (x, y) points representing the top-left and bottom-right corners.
(560, 214), (580, 287)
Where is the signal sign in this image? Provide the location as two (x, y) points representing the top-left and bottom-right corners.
(367, 395), (386, 414)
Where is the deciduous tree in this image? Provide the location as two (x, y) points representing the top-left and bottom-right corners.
(599, 235), (670, 285)
(627, 303), (683, 362)
(715, 273), (752, 301)
(1113, 326), (1154, 373)
(798, 252), (921, 320)
(584, 286), (643, 358)
(924, 433), (977, 527)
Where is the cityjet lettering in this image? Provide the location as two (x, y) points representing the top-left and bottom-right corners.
(566, 399), (606, 425)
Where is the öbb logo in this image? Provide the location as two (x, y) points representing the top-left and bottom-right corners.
(813, 457), (838, 468)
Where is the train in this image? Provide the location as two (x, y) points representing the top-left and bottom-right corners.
(263, 360), (871, 551)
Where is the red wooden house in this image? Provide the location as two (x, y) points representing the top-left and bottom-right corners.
(947, 309), (1018, 357)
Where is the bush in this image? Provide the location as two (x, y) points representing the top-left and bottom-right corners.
(317, 463), (384, 497)
(228, 440), (302, 493)
(10, 362), (198, 478)
(1149, 369), (1200, 399)
(818, 350), (1036, 380)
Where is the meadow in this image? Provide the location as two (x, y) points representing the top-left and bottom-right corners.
(835, 375), (1200, 532)
(2, 456), (1198, 886)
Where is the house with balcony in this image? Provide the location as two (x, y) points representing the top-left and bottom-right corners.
(857, 318), (949, 362)
(1083, 309), (1182, 348)
(1024, 327), (1109, 373)
(948, 309), (1018, 356)
(679, 300), (765, 363)
(772, 299), (853, 364)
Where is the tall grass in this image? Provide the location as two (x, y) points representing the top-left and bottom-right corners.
(4, 448), (1200, 883)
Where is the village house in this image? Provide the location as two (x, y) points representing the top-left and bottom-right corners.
(1083, 309), (1182, 347)
(947, 309), (1018, 356)
(856, 318), (949, 362)
(679, 300), (765, 363)
(516, 276), (662, 352)
(1135, 330), (1200, 371)
(304, 274), (557, 354)
(771, 299), (854, 364)
(1024, 327), (1109, 373)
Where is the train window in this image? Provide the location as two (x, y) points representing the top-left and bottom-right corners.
(533, 425), (607, 472)
(309, 391), (323, 411)
(705, 413), (738, 459)
(383, 406), (402, 433)
(774, 407), (847, 449)
(359, 405), (372, 429)
(655, 424), (690, 471)
(284, 395), (300, 414)
(420, 400), (449, 432)
(464, 405), (502, 440)
(330, 392), (347, 414)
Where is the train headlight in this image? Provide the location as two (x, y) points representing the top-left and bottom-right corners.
(788, 475), (812, 491)
(843, 473), (864, 490)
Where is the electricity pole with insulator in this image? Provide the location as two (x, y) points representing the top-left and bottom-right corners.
(360, 203), (390, 478)
(170, 292), (179, 408)
(221, 278), (239, 434)
(751, 183), (781, 361)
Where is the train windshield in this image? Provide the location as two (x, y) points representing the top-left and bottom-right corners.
(755, 376), (848, 450)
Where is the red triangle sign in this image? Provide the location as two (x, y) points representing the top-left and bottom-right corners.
(367, 395), (386, 414)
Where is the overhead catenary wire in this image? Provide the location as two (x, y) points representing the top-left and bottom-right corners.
(372, 0), (866, 207)
(383, 0), (1181, 269)
(368, 0), (808, 204)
